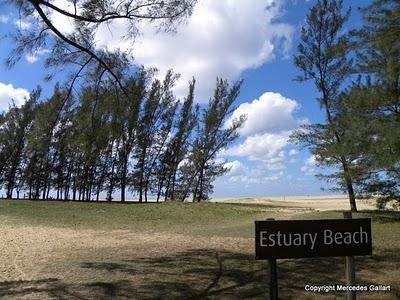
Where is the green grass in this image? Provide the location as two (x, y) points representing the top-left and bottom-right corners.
(0, 200), (280, 235)
(1, 200), (399, 299)
(1, 200), (398, 240)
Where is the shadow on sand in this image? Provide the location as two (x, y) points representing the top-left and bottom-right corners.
(1, 247), (399, 299)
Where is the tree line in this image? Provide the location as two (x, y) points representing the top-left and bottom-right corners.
(0, 70), (244, 202)
(2, 0), (246, 203)
(291, 0), (400, 210)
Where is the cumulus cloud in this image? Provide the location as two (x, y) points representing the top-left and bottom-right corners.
(224, 132), (289, 168)
(25, 48), (51, 63)
(13, 0), (293, 100)
(223, 159), (285, 185)
(46, 0), (76, 35)
(14, 19), (31, 30)
(222, 91), (305, 170)
(225, 92), (304, 136)
(227, 167), (284, 185)
(93, 0), (293, 100)
(0, 82), (30, 111)
(224, 160), (246, 176)
(301, 156), (317, 175)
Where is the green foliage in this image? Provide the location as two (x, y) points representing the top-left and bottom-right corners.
(292, 0), (400, 208)
(338, 0), (400, 206)
(180, 78), (246, 202)
(0, 71), (243, 202)
(291, 0), (359, 211)
(0, 89), (40, 198)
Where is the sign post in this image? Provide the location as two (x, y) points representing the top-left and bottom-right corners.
(255, 217), (372, 298)
(266, 218), (278, 300)
(269, 258), (278, 300)
(343, 212), (356, 300)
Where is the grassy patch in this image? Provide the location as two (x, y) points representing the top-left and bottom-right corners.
(0, 200), (280, 235)
(1, 200), (399, 299)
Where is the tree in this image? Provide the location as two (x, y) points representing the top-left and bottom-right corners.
(6, 0), (197, 98)
(338, 0), (400, 207)
(160, 79), (198, 201)
(291, 0), (359, 211)
(180, 78), (245, 202)
(0, 71), (242, 202)
(24, 86), (71, 199)
(115, 71), (147, 202)
(0, 90), (39, 198)
(132, 70), (178, 202)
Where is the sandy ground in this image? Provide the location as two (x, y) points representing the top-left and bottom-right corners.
(0, 223), (252, 283)
(0, 196), (377, 283)
(1, 199), (398, 299)
(210, 195), (377, 211)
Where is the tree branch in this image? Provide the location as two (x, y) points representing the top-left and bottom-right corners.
(29, 0), (128, 96)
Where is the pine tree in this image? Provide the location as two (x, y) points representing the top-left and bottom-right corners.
(161, 79), (198, 201)
(0, 89), (39, 198)
(339, 0), (400, 206)
(291, 0), (359, 211)
(181, 78), (245, 202)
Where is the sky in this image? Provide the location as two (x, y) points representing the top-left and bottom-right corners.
(0, 0), (371, 197)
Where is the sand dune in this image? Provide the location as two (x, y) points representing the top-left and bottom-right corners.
(210, 195), (377, 211)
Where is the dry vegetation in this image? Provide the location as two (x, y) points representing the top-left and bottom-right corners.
(0, 199), (399, 299)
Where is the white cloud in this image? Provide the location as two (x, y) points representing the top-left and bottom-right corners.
(301, 155), (317, 175)
(223, 132), (289, 164)
(25, 48), (51, 63)
(93, 0), (293, 100)
(228, 167), (284, 185)
(225, 92), (305, 136)
(46, 0), (76, 35)
(222, 91), (306, 171)
(14, 0), (293, 101)
(0, 82), (30, 111)
(223, 159), (285, 186)
(14, 19), (31, 30)
(0, 15), (9, 23)
(224, 160), (246, 176)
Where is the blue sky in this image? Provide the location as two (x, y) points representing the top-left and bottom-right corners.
(0, 0), (371, 197)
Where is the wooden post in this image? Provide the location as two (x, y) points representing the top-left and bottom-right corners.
(266, 218), (278, 300)
(343, 211), (356, 300)
(269, 258), (278, 300)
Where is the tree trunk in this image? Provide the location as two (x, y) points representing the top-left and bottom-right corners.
(345, 172), (357, 212)
(171, 167), (178, 200)
(341, 158), (358, 212)
(144, 180), (148, 203)
(72, 176), (77, 201)
(192, 175), (200, 202)
(156, 177), (164, 203)
(6, 184), (13, 199)
(164, 175), (171, 201)
(121, 157), (128, 202)
(198, 167), (204, 202)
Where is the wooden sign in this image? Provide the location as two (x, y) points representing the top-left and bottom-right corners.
(255, 218), (372, 259)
